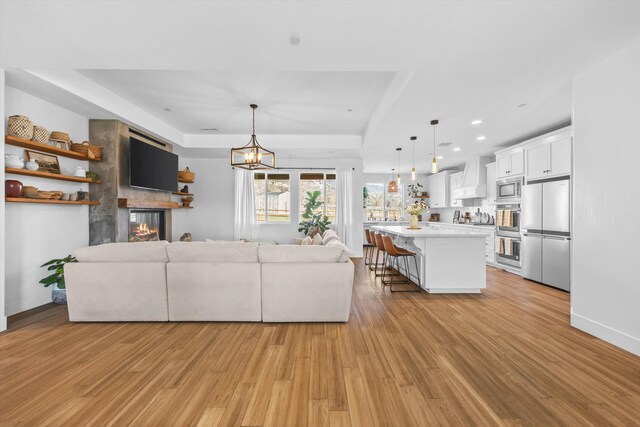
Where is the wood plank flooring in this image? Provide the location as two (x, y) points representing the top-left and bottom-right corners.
(1, 259), (639, 426)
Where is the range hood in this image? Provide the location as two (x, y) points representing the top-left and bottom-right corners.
(454, 156), (492, 199)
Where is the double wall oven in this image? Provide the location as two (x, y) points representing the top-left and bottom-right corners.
(495, 176), (523, 272)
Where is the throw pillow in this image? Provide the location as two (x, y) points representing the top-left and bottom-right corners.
(311, 233), (323, 245)
(301, 236), (312, 245)
(307, 226), (320, 238)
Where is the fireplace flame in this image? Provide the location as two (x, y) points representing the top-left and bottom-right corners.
(130, 222), (160, 242)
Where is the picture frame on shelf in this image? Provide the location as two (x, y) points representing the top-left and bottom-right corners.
(25, 150), (61, 175)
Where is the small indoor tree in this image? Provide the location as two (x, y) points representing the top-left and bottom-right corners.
(298, 190), (331, 235)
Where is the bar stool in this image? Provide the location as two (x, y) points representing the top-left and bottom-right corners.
(381, 235), (421, 292)
(373, 232), (404, 279)
(364, 229), (374, 266)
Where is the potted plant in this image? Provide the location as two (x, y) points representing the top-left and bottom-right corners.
(298, 190), (331, 235)
(182, 196), (193, 207)
(406, 201), (428, 230)
(40, 255), (77, 304)
(407, 183), (423, 198)
(362, 186), (369, 208)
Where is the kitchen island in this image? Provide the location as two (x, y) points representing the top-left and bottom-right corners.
(371, 225), (487, 293)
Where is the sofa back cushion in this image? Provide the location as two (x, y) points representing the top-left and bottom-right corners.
(324, 239), (352, 263)
(167, 242), (259, 263)
(258, 245), (346, 263)
(74, 241), (169, 262)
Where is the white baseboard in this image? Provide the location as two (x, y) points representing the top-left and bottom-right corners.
(0, 316), (6, 332)
(571, 311), (640, 356)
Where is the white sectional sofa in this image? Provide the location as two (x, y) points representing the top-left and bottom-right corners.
(65, 237), (354, 323)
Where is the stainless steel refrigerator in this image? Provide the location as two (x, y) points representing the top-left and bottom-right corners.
(521, 177), (571, 291)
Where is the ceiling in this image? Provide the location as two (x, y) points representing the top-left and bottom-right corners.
(77, 70), (394, 135)
(2, 0), (640, 172)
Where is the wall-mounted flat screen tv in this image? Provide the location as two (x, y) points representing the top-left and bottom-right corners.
(129, 137), (178, 192)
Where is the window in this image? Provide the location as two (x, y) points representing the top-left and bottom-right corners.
(364, 182), (404, 221)
(254, 173), (290, 223)
(299, 172), (337, 223)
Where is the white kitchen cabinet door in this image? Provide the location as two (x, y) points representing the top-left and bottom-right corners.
(526, 136), (571, 180)
(548, 136), (572, 178)
(486, 162), (496, 205)
(449, 173), (463, 207)
(496, 153), (511, 178)
(525, 142), (549, 180)
(509, 149), (524, 175)
(496, 149), (523, 178)
(428, 172), (449, 208)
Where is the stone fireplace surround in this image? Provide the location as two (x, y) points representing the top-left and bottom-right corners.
(88, 120), (174, 245)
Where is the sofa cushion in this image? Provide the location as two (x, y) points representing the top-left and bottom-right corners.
(300, 236), (312, 245)
(167, 241), (259, 263)
(258, 245), (345, 263)
(322, 233), (341, 245)
(74, 241), (169, 262)
(324, 239), (352, 262)
(323, 229), (337, 238)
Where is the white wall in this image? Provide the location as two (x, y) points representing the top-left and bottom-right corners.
(172, 158), (235, 242)
(173, 157), (364, 256)
(572, 40), (640, 356)
(4, 86), (90, 315)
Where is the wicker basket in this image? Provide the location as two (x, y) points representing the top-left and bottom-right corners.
(31, 126), (50, 144)
(70, 141), (102, 159)
(8, 115), (34, 140)
(178, 167), (195, 182)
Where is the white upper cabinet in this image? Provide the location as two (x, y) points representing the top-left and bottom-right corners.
(449, 172), (464, 207)
(525, 131), (572, 180)
(486, 162), (496, 205)
(427, 171), (451, 208)
(496, 148), (524, 179)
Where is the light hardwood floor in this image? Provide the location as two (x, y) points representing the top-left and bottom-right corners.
(1, 259), (639, 426)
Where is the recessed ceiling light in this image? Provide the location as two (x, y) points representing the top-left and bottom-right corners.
(476, 136), (486, 141)
(437, 156), (444, 160)
(518, 103), (527, 108)
(453, 147), (461, 152)
(163, 107), (171, 112)
(471, 119), (482, 125)
(289, 34), (301, 46)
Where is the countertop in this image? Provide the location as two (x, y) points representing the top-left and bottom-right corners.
(371, 225), (487, 238)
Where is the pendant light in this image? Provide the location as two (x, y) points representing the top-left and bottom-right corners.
(431, 119), (439, 174)
(396, 147), (402, 185)
(388, 168), (398, 193)
(230, 104), (276, 169)
(410, 136), (417, 180)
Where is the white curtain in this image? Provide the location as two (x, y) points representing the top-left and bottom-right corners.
(336, 166), (354, 250)
(233, 169), (258, 241)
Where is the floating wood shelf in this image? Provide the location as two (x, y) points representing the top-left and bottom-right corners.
(5, 135), (102, 161)
(179, 206), (194, 209)
(178, 177), (194, 184)
(172, 191), (193, 196)
(118, 198), (180, 209)
(5, 197), (100, 206)
(413, 195), (430, 199)
(5, 167), (101, 184)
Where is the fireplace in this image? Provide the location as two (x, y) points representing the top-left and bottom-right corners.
(128, 210), (166, 242)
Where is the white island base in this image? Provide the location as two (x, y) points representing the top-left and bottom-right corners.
(372, 225), (487, 293)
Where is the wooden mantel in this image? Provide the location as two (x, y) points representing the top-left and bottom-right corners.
(117, 198), (180, 209)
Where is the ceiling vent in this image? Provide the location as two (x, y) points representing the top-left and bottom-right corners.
(438, 142), (452, 147)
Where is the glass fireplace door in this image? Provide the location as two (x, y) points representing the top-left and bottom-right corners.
(129, 210), (165, 242)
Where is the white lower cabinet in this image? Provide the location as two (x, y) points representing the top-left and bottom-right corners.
(427, 223), (496, 266)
